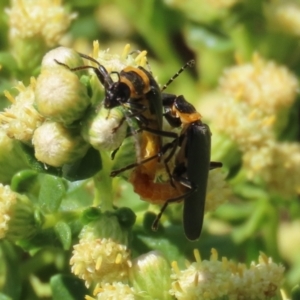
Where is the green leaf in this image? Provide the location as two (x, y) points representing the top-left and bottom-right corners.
(186, 24), (233, 51)
(81, 207), (102, 224)
(19, 142), (62, 176)
(20, 143), (101, 181)
(0, 293), (12, 300)
(38, 175), (66, 213)
(0, 242), (22, 300)
(50, 274), (88, 300)
(62, 147), (102, 181)
(232, 200), (267, 243)
(0, 52), (18, 75)
(292, 285), (300, 300)
(111, 135), (138, 178)
(17, 229), (59, 253)
(10, 169), (38, 193)
(54, 222), (72, 250)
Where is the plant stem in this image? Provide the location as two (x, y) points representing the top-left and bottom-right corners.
(93, 151), (114, 210)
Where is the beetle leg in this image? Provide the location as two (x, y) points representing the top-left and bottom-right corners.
(151, 182), (196, 231)
(210, 161), (223, 170)
(152, 160), (222, 232)
(110, 138), (177, 177)
(111, 116), (126, 133)
(111, 103), (147, 133)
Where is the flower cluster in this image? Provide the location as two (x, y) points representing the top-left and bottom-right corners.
(86, 282), (135, 300)
(0, 78), (44, 142)
(71, 237), (131, 288)
(5, 0), (76, 73)
(0, 183), (37, 241)
(78, 244), (284, 299)
(0, 184), (17, 238)
(0, 1), (295, 299)
(214, 53), (299, 198)
(69, 214), (135, 299)
(264, 0), (300, 36)
(6, 0), (77, 47)
(171, 249), (284, 299)
(228, 252), (285, 299)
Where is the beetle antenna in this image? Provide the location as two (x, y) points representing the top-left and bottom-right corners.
(110, 71), (121, 82)
(78, 52), (102, 67)
(161, 59), (195, 92)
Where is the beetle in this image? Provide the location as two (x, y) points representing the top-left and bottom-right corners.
(107, 59), (196, 179)
(104, 59), (223, 240)
(56, 54), (222, 240)
(133, 94), (222, 240)
(55, 53), (178, 181)
(115, 93), (222, 240)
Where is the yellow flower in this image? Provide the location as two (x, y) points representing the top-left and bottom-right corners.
(228, 252), (285, 299)
(213, 53), (300, 196)
(86, 282), (135, 300)
(219, 53), (298, 114)
(0, 184), (17, 239)
(243, 141), (300, 198)
(6, 0), (77, 47)
(170, 249), (231, 300)
(215, 95), (275, 151)
(70, 237), (131, 288)
(264, 0), (300, 36)
(82, 42), (148, 74)
(0, 78), (44, 142)
(170, 249), (284, 300)
(205, 169), (231, 212)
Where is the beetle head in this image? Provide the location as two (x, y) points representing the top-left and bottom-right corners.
(104, 81), (131, 108)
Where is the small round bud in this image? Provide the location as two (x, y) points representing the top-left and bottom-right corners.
(129, 251), (173, 300)
(35, 68), (90, 124)
(41, 47), (85, 71)
(114, 207), (136, 229)
(0, 184), (39, 241)
(32, 121), (89, 167)
(80, 213), (129, 245)
(81, 106), (127, 151)
(0, 184), (17, 239)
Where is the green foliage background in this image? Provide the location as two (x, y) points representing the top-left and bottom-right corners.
(1, 0), (300, 299)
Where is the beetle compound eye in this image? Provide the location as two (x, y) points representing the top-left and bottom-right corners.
(115, 83), (131, 103)
(104, 90), (119, 108)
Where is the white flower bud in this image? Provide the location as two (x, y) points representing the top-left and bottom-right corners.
(32, 121), (89, 167)
(81, 106), (127, 151)
(41, 46), (85, 71)
(35, 68), (90, 124)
